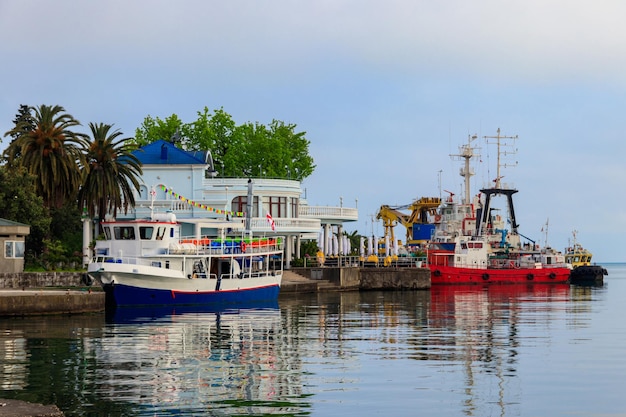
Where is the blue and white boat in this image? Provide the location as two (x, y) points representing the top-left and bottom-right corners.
(87, 212), (284, 307)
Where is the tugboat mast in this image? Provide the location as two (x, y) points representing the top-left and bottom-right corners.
(484, 128), (518, 190)
(450, 134), (480, 205)
(478, 129), (520, 235)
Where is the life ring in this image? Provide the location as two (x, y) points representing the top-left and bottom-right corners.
(527, 273), (534, 280)
(240, 242), (247, 252)
(433, 269), (441, 277)
(549, 272), (556, 279)
(482, 273), (489, 280)
(434, 214), (442, 222)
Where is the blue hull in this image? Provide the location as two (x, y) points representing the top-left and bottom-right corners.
(106, 301), (280, 323)
(104, 283), (281, 307)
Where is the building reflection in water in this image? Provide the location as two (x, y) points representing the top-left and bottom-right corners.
(0, 283), (600, 416)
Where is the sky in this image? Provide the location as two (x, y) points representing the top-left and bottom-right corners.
(1, 0), (625, 262)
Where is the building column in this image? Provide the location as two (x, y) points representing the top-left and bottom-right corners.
(285, 235), (293, 269)
(324, 224), (331, 256)
(82, 216), (92, 267)
(296, 235), (301, 258)
(338, 224), (344, 255)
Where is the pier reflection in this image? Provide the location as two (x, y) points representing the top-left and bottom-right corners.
(0, 282), (600, 417)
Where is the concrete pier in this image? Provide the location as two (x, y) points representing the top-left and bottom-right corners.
(281, 267), (430, 293)
(0, 289), (105, 317)
(0, 398), (64, 417)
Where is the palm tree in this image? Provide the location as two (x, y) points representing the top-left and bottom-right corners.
(78, 122), (143, 220)
(3, 104), (87, 208)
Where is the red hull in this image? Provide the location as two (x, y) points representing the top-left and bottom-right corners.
(429, 264), (571, 284)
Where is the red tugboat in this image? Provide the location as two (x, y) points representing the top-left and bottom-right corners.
(427, 129), (571, 285)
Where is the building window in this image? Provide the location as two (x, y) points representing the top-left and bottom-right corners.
(291, 197), (299, 218)
(5, 241), (25, 258)
(232, 196), (259, 217)
(269, 196), (287, 217)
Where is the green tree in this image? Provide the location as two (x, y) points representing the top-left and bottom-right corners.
(133, 114), (184, 147)
(0, 165), (51, 262)
(3, 104), (35, 163)
(78, 123), (143, 220)
(133, 107), (315, 180)
(3, 104), (87, 209)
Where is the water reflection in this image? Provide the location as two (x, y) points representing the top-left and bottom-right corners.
(1, 282), (609, 416)
(98, 302), (301, 416)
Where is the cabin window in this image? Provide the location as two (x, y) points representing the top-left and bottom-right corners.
(4, 241), (25, 258)
(103, 227), (111, 240)
(114, 226), (136, 240)
(155, 227), (167, 240)
(139, 227), (154, 240)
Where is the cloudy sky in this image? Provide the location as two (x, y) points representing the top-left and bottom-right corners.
(1, 1), (625, 261)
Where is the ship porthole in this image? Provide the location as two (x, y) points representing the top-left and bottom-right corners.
(527, 273), (534, 280)
(549, 272), (556, 279)
(482, 273), (489, 280)
(433, 270), (441, 277)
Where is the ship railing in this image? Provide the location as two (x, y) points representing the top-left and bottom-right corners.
(176, 236), (285, 256)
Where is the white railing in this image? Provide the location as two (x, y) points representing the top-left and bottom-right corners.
(299, 205), (358, 221)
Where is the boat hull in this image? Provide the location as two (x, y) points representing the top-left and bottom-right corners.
(89, 265), (282, 307)
(102, 281), (281, 307)
(429, 265), (571, 284)
(569, 265), (607, 285)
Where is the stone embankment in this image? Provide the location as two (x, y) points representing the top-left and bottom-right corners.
(0, 398), (64, 417)
(0, 272), (104, 317)
(282, 267), (430, 293)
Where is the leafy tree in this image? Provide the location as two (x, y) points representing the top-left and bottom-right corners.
(133, 114), (184, 147)
(49, 203), (84, 264)
(3, 104), (87, 208)
(0, 165), (51, 261)
(133, 107), (315, 180)
(78, 123), (143, 220)
(3, 104), (35, 163)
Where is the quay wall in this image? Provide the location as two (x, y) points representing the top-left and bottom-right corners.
(289, 267), (430, 291)
(0, 272), (84, 288)
(0, 272), (103, 317)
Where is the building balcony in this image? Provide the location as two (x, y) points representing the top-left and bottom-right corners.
(299, 205), (358, 223)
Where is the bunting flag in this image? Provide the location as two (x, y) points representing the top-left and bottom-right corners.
(159, 185), (245, 217)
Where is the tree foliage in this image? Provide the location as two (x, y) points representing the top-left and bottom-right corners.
(3, 104), (87, 208)
(0, 165), (51, 259)
(78, 123), (143, 219)
(3, 105), (143, 269)
(133, 107), (315, 180)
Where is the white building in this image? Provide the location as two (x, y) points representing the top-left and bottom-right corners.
(82, 140), (358, 267)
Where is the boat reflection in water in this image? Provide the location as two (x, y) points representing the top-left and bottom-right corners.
(98, 301), (297, 416)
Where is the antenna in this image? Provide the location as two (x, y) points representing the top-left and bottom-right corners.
(450, 134), (480, 205)
(483, 128), (518, 189)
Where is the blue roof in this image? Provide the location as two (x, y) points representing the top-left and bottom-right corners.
(133, 140), (207, 165)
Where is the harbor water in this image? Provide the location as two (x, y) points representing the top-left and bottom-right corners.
(1, 264), (625, 416)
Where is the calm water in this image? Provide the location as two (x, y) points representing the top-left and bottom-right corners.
(1, 265), (625, 416)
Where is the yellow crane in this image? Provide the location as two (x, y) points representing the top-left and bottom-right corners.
(376, 197), (441, 247)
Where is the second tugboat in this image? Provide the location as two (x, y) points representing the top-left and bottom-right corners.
(564, 230), (607, 284)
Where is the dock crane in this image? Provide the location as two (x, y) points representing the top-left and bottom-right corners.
(376, 197), (442, 247)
